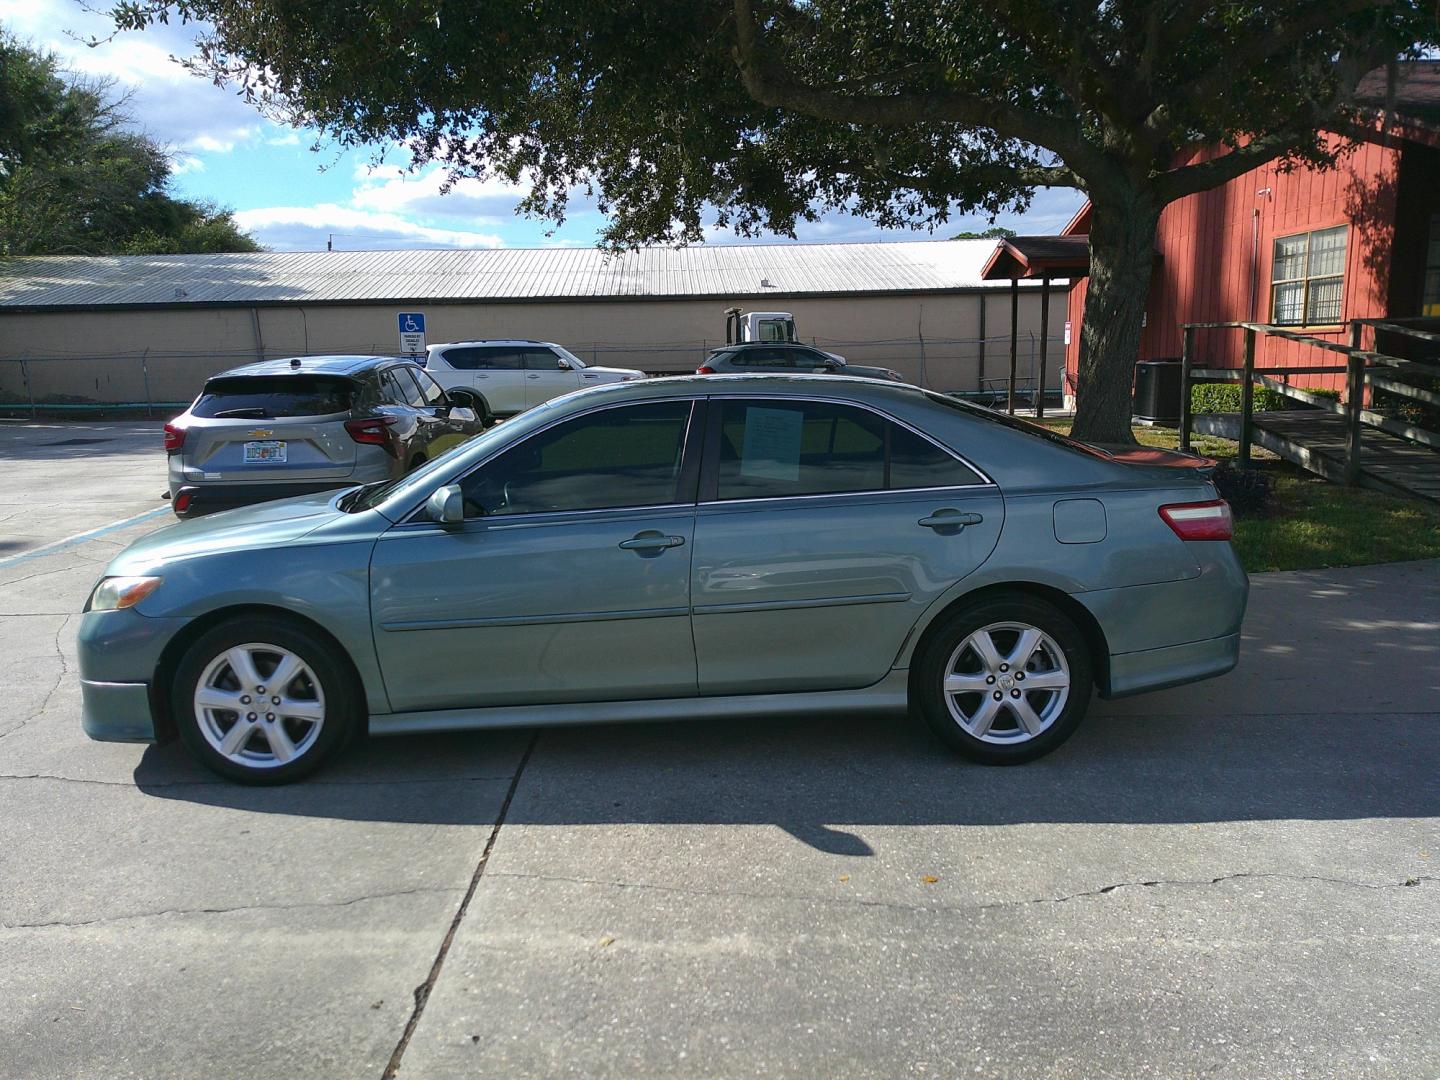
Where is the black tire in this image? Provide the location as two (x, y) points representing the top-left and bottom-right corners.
(913, 593), (1093, 765)
(171, 616), (361, 784)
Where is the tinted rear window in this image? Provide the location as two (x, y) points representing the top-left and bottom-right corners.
(191, 376), (356, 419)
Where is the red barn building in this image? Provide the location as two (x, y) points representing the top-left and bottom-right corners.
(1058, 61), (1440, 410)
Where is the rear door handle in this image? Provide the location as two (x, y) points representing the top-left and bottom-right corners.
(918, 510), (983, 530)
(526, 373), (541, 379)
(618, 531), (686, 554)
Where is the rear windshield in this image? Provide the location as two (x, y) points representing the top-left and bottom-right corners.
(924, 391), (1114, 461)
(191, 376), (357, 419)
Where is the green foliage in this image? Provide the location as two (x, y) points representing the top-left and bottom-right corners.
(1190, 383), (1289, 414)
(1308, 387), (1342, 401)
(0, 33), (259, 256)
(953, 227), (1016, 240)
(102, 1), (1436, 441)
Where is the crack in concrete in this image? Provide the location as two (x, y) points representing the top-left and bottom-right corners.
(0, 771), (523, 789)
(483, 870), (1435, 918)
(0, 613), (72, 742)
(0, 885), (463, 931)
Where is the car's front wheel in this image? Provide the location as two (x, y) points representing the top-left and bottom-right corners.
(913, 594), (1093, 764)
(172, 616), (360, 784)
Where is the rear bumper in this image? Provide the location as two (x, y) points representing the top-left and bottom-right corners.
(1103, 632), (1240, 699)
(170, 480), (355, 518)
(81, 679), (156, 742)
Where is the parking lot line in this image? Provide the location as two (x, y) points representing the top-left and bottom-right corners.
(0, 506), (170, 570)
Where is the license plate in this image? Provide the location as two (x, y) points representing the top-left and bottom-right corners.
(243, 440), (287, 464)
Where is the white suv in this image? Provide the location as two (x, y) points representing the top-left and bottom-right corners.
(423, 340), (647, 417)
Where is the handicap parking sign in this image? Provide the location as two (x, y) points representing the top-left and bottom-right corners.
(398, 312), (426, 355)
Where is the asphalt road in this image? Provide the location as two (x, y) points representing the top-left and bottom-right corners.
(1, 423), (1436, 1079)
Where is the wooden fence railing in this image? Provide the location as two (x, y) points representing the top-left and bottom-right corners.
(1178, 319), (1440, 484)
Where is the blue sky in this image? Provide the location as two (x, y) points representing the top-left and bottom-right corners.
(4, 0), (1087, 252)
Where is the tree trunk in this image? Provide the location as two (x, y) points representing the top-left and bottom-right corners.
(1069, 189), (1163, 445)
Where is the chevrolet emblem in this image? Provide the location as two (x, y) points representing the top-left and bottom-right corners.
(249, 429), (274, 438)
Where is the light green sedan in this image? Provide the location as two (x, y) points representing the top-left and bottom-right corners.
(79, 375), (1247, 784)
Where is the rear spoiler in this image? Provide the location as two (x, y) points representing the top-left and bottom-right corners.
(1082, 443), (1219, 476)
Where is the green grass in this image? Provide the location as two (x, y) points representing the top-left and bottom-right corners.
(1034, 418), (1440, 573)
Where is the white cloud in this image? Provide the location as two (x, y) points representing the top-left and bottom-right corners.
(170, 155), (206, 175)
(234, 204), (504, 250)
(267, 131), (303, 147)
(351, 164), (528, 222)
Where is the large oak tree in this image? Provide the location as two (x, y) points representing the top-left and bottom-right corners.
(113, 1), (1435, 440)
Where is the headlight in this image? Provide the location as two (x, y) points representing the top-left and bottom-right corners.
(87, 576), (163, 612)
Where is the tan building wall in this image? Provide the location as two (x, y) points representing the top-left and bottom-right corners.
(0, 288), (1066, 407)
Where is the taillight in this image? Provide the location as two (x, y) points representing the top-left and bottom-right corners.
(696, 366), (716, 374)
(1159, 499), (1233, 541)
(345, 416), (399, 455)
(163, 423), (186, 452)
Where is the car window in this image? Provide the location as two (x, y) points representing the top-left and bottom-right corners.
(716, 400), (885, 499)
(442, 347), (524, 370)
(190, 375), (356, 419)
(385, 367), (429, 407)
(714, 399), (978, 500)
(461, 401), (693, 517)
(522, 347), (564, 370)
(406, 366), (449, 407)
(888, 423), (979, 488)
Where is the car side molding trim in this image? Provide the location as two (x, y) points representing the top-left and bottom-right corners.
(692, 590), (911, 615)
(368, 670), (910, 736)
(379, 605), (690, 632)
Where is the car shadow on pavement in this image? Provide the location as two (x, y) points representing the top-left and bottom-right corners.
(133, 703), (1440, 855)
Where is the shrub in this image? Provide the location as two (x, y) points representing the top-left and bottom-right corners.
(1190, 383), (1287, 413)
(1211, 461), (1274, 516)
(1308, 387), (1341, 402)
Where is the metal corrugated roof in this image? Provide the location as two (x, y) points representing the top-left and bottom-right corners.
(0, 240), (1052, 310)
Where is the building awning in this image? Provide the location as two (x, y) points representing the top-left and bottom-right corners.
(980, 235), (1090, 281)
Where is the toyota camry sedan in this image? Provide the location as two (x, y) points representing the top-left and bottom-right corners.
(79, 375), (1247, 784)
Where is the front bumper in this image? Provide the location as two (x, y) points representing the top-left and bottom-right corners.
(77, 608), (187, 742)
(81, 679), (156, 742)
(170, 480), (356, 519)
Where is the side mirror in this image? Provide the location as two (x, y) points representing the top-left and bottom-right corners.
(426, 484), (464, 526)
(448, 406), (477, 423)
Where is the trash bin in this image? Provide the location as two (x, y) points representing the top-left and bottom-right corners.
(1133, 357), (1182, 422)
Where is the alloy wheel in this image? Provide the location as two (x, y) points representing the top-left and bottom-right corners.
(941, 621), (1071, 744)
(193, 642), (326, 768)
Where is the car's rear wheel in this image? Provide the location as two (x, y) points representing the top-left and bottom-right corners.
(914, 594), (1092, 764)
(172, 617), (360, 784)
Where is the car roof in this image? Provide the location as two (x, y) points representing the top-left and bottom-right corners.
(209, 355), (413, 380)
(427, 340), (560, 350)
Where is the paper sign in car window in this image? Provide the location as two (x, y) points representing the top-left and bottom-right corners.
(740, 406), (804, 481)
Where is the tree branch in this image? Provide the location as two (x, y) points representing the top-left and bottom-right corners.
(1145, 0), (1393, 142)
(730, 0), (1091, 169)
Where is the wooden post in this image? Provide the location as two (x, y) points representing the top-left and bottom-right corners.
(1179, 325), (1195, 453)
(1037, 276), (1050, 419)
(1238, 326), (1256, 468)
(1345, 321), (1364, 485)
(1007, 279), (1018, 415)
(140, 348), (153, 420)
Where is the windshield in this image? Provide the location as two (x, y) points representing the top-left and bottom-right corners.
(553, 345), (588, 369)
(924, 391), (1115, 461)
(342, 397), (570, 514)
(191, 375), (356, 419)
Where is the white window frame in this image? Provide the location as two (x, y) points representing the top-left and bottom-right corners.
(1270, 225), (1347, 328)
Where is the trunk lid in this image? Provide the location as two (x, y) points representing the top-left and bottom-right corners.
(1085, 443), (1219, 475)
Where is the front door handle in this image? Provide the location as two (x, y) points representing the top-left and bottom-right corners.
(526, 373), (541, 379)
(618, 531), (686, 554)
(918, 509), (983, 531)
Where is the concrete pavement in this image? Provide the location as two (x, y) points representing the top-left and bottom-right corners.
(0, 426), (1435, 1078)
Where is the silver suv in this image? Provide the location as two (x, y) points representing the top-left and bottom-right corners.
(164, 355), (486, 518)
(423, 339), (647, 417)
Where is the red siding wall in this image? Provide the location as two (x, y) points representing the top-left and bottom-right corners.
(1063, 134), (1402, 396)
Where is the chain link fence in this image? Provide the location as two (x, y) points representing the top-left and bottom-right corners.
(0, 333), (1066, 419)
